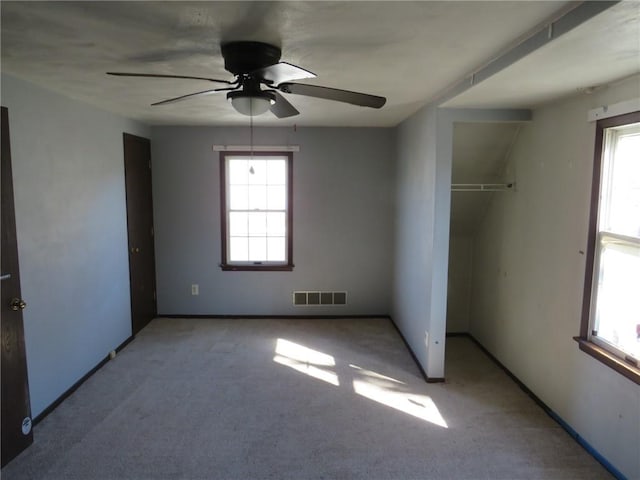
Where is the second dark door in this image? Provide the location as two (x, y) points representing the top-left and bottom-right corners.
(1, 106), (33, 467)
(123, 133), (157, 335)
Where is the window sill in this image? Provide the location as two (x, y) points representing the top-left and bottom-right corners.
(220, 264), (294, 272)
(574, 337), (640, 385)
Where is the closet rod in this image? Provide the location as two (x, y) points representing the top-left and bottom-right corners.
(451, 183), (514, 192)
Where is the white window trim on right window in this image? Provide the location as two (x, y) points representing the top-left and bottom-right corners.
(578, 110), (640, 385)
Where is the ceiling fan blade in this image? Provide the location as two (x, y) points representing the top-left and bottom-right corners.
(107, 72), (235, 85)
(255, 62), (316, 85)
(270, 91), (300, 118)
(151, 87), (237, 106)
(278, 83), (386, 109)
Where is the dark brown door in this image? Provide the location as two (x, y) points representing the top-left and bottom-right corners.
(123, 133), (157, 335)
(1, 107), (33, 467)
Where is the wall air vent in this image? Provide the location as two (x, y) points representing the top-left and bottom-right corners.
(293, 292), (307, 306)
(292, 291), (348, 306)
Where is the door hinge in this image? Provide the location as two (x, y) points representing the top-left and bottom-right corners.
(150, 226), (154, 237)
(153, 290), (157, 301)
(148, 160), (151, 170)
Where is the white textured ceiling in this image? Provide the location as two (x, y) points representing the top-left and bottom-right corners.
(1, 0), (572, 127)
(444, 1), (640, 109)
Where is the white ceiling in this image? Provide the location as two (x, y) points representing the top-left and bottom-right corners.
(1, 0), (581, 127)
(444, 1), (640, 109)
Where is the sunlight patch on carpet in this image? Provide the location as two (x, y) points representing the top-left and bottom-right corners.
(350, 365), (448, 428)
(273, 339), (447, 427)
(273, 338), (340, 386)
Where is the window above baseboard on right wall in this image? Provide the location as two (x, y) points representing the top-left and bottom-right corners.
(576, 110), (640, 385)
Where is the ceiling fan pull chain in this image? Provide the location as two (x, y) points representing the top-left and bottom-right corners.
(250, 108), (254, 160)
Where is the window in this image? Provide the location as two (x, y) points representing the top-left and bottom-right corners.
(578, 111), (640, 384)
(219, 151), (293, 271)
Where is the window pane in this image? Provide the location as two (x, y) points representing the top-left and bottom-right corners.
(267, 186), (286, 210)
(267, 237), (286, 261)
(248, 160), (267, 185)
(229, 185), (248, 210)
(228, 159), (248, 185)
(248, 186), (267, 210)
(267, 159), (286, 185)
(229, 237), (248, 262)
(229, 212), (248, 236)
(266, 212), (286, 236)
(594, 239), (640, 360)
(248, 212), (267, 236)
(603, 131), (640, 237)
(248, 237), (267, 261)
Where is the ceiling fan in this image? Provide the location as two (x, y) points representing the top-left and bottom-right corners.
(107, 41), (386, 118)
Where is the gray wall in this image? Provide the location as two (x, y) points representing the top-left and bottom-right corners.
(151, 126), (395, 316)
(1, 74), (150, 417)
(469, 75), (640, 480)
(392, 106), (442, 378)
(446, 234), (473, 332)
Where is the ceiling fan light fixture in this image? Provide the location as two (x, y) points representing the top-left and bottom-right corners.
(227, 90), (276, 116)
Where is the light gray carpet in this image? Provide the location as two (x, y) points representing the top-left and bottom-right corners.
(2, 318), (611, 480)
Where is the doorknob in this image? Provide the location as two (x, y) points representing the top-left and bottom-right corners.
(130, 247), (140, 253)
(9, 297), (26, 311)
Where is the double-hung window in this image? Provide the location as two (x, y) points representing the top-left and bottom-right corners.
(579, 111), (640, 384)
(220, 151), (293, 271)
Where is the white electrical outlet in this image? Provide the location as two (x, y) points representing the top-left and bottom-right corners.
(191, 284), (199, 296)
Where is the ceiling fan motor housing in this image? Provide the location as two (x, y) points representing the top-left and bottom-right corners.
(221, 41), (282, 75)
